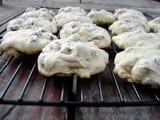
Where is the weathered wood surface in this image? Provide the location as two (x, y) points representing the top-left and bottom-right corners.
(81, 0), (160, 8)
(4, 0), (79, 3)
(0, 5), (23, 24)
(0, 105), (67, 120)
(0, 54), (72, 120)
(1, 1), (160, 119)
(81, 0), (114, 5)
(75, 54), (160, 120)
(2, 0), (160, 13)
(76, 107), (160, 120)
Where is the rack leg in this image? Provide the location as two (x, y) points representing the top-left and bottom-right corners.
(67, 92), (76, 120)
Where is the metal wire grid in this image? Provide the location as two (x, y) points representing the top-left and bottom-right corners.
(76, 44), (160, 107)
(0, 8), (159, 107)
(0, 54), (71, 106)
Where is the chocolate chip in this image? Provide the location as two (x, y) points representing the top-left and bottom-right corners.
(29, 35), (37, 43)
(101, 36), (105, 39)
(72, 24), (77, 28)
(35, 6), (40, 10)
(10, 26), (19, 31)
(41, 29), (46, 32)
(50, 36), (54, 40)
(31, 22), (34, 25)
(30, 39), (36, 43)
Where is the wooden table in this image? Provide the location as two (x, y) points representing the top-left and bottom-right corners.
(0, 1), (160, 120)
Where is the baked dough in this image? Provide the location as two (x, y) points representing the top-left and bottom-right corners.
(148, 17), (160, 36)
(114, 8), (144, 18)
(0, 29), (58, 56)
(114, 45), (160, 88)
(38, 34), (109, 77)
(109, 18), (150, 35)
(110, 8), (149, 35)
(155, 26), (160, 36)
(148, 17), (160, 31)
(53, 12), (92, 28)
(112, 30), (160, 49)
(58, 6), (86, 16)
(7, 17), (57, 33)
(87, 9), (115, 25)
(60, 21), (111, 48)
(53, 6), (91, 28)
(21, 7), (55, 21)
(114, 8), (148, 22)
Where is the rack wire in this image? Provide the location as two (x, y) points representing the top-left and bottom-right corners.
(0, 8), (160, 107)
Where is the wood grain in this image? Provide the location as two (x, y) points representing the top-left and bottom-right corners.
(75, 53), (160, 120)
(76, 107), (160, 120)
(0, 105), (67, 120)
(1, 2), (160, 119)
(81, 0), (114, 5)
(0, 55), (72, 120)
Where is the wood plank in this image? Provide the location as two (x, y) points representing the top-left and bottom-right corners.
(81, 0), (160, 8)
(81, 0), (114, 5)
(0, 105), (67, 120)
(76, 55), (159, 103)
(4, 0), (79, 3)
(76, 107), (160, 120)
(76, 53), (160, 119)
(0, 105), (15, 120)
(4, 1), (160, 14)
(0, 55), (72, 120)
(45, 0), (79, 3)
(1, 1), (160, 119)
(112, 0), (151, 8)
(0, 4), (22, 24)
(0, 55), (72, 101)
